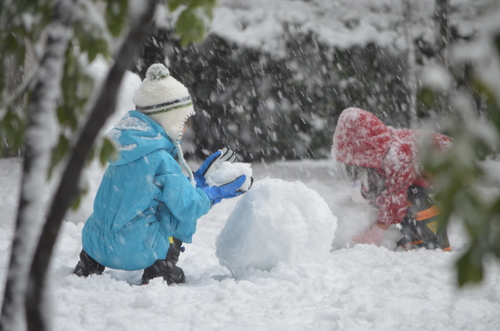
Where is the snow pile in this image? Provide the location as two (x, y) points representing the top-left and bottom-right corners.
(329, 153), (405, 251)
(215, 178), (337, 278)
(330, 193), (377, 249)
(205, 161), (253, 191)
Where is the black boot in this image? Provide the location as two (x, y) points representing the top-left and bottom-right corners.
(141, 237), (186, 285)
(418, 215), (451, 251)
(74, 250), (105, 277)
(397, 185), (451, 251)
(396, 217), (423, 250)
(142, 260), (186, 285)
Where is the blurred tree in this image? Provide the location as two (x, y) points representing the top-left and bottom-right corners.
(402, 0), (418, 123)
(434, 0), (451, 114)
(0, 1), (216, 331)
(435, 0), (450, 68)
(423, 30), (500, 287)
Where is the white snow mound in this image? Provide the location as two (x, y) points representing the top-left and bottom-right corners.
(216, 177), (337, 278)
(329, 191), (403, 251)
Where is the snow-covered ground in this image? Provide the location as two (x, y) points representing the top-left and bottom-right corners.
(1, 154), (500, 330)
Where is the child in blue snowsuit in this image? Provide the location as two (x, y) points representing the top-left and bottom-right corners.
(74, 63), (248, 285)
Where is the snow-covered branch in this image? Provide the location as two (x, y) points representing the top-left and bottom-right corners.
(0, 0), (76, 330)
(24, 1), (158, 330)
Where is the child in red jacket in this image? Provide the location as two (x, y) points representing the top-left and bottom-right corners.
(332, 107), (452, 250)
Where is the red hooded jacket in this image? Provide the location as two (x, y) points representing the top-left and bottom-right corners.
(332, 108), (452, 225)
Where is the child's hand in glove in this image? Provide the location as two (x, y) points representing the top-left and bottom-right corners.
(194, 147), (236, 188)
(201, 175), (247, 205)
(352, 224), (387, 246)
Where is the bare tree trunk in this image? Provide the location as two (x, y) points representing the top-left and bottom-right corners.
(435, 0), (451, 113)
(24, 0), (158, 330)
(402, 0), (417, 124)
(435, 0), (450, 66)
(0, 0), (75, 330)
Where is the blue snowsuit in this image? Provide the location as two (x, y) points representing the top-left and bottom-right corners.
(82, 111), (211, 271)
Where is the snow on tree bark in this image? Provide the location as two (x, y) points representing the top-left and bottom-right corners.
(23, 1), (158, 331)
(0, 0), (75, 330)
(402, 0), (417, 122)
(434, 0), (451, 113)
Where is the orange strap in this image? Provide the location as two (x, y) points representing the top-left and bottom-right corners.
(416, 205), (441, 221)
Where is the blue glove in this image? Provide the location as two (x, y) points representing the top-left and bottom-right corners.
(201, 175), (247, 205)
(194, 150), (221, 188)
(193, 147), (236, 188)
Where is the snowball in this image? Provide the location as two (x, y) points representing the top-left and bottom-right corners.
(420, 65), (453, 92)
(206, 161), (253, 191)
(215, 178), (337, 278)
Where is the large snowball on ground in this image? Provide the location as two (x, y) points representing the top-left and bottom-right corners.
(216, 178), (337, 278)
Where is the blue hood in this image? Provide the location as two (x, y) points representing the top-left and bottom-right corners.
(108, 110), (176, 165)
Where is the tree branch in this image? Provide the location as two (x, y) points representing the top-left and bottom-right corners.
(0, 0), (76, 330)
(24, 1), (158, 330)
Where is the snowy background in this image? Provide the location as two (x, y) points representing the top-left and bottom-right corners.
(1, 64), (500, 330)
(2, 0), (500, 330)
(160, 0), (500, 161)
(211, 0), (488, 54)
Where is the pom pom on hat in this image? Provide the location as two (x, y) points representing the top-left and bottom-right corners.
(133, 63), (195, 143)
(145, 63), (171, 81)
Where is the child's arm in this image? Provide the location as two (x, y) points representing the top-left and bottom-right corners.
(154, 152), (212, 225)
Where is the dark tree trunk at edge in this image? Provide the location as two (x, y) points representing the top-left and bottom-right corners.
(24, 0), (158, 329)
(0, 0), (76, 330)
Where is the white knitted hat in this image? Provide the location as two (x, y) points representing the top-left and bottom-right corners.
(133, 63), (196, 185)
(133, 63), (195, 143)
